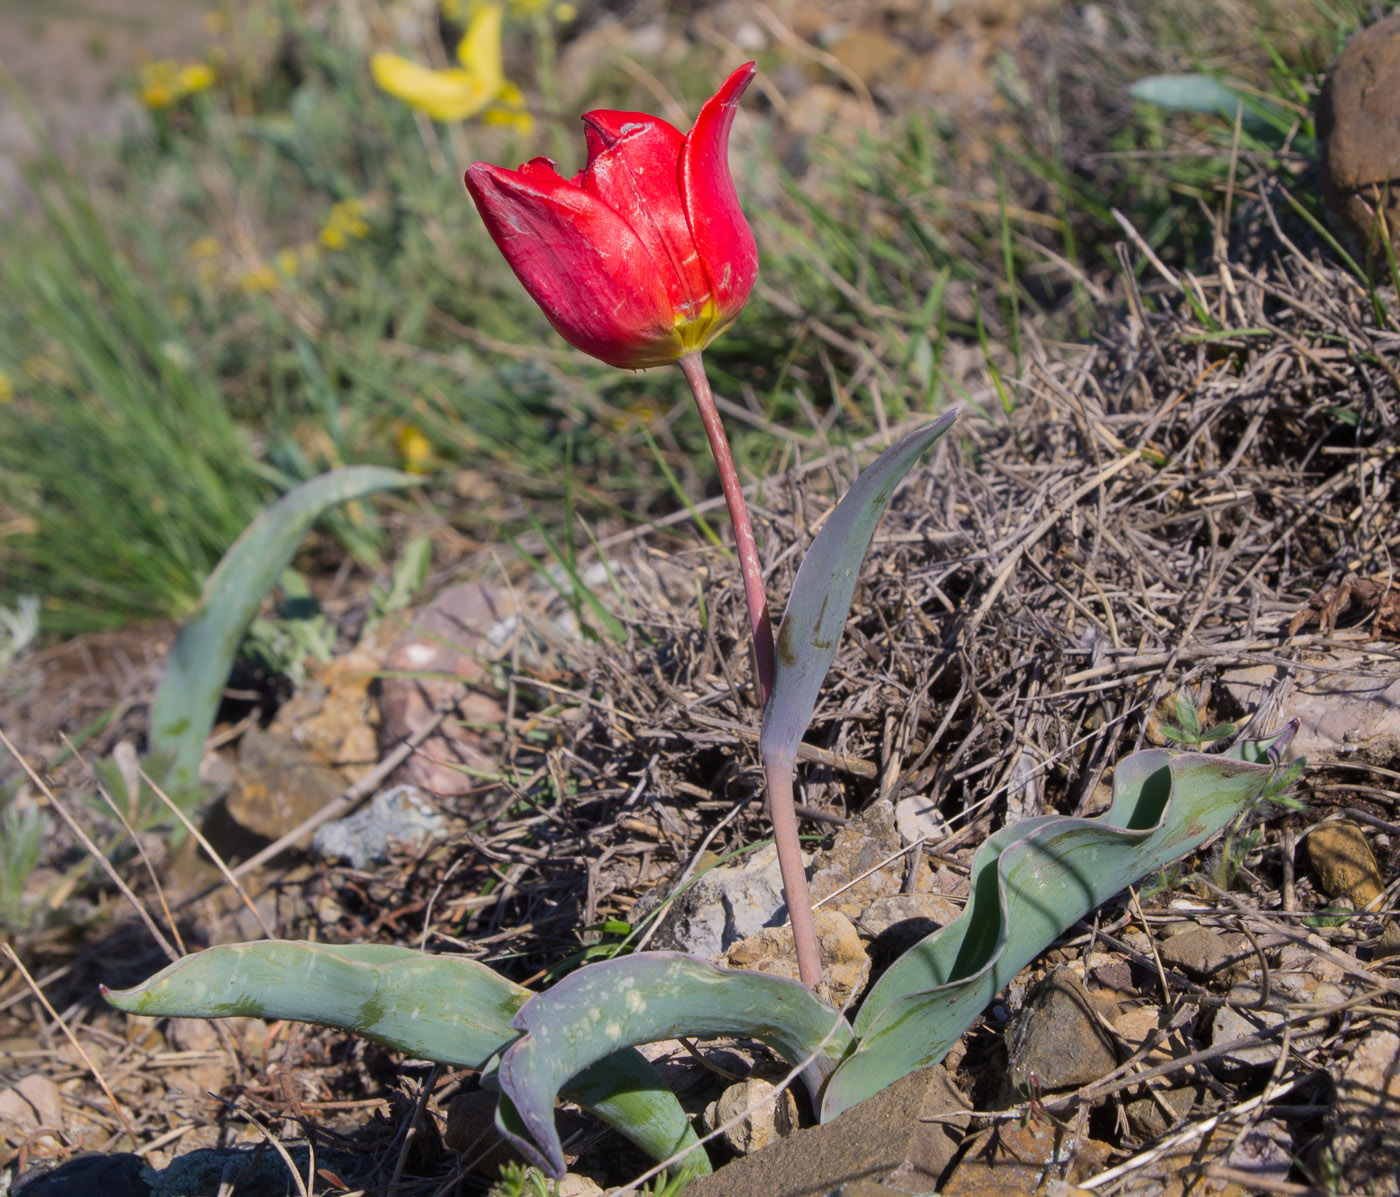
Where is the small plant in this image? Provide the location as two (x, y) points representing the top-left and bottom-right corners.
(104, 63), (1304, 1190)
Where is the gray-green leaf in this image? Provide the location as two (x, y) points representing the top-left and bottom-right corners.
(761, 413), (958, 772)
(496, 952), (854, 1177)
(149, 466), (418, 797)
(820, 724), (1299, 1118)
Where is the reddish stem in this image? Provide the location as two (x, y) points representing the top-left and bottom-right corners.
(680, 353), (822, 991)
(678, 352), (775, 706)
(763, 748), (824, 990)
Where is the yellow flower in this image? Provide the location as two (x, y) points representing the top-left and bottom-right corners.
(318, 198), (371, 250)
(239, 264), (278, 293)
(275, 247), (301, 276)
(176, 63), (216, 95)
(0, 371), (13, 403)
(482, 81), (534, 135)
(187, 236), (222, 259)
(372, 5), (527, 125)
(139, 61), (179, 109)
(139, 58), (215, 108)
(397, 424), (434, 474)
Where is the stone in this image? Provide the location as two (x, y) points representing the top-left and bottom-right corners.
(1221, 652), (1400, 767)
(854, 892), (961, 957)
(1224, 1119), (1293, 1189)
(1307, 820), (1385, 909)
(1318, 10), (1400, 261)
(685, 1065), (970, 1197)
(15, 1153), (149, 1197)
(808, 800), (911, 920)
(378, 581), (513, 799)
(1124, 1085), (1197, 1140)
(941, 1119), (1112, 1195)
(1325, 1029), (1400, 1193)
(724, 909), (871, 1010)
(444, 1089), (522, 1174)
(1112, 1005), (1176, 1067)
(223, 727), (345, 843)
(704, 1076), (799, 1155)
(644, 844), (791, 959)
(893, 794), (949, 848)
(1208, 982), (1338, 1074)
(311, 784), (445, 869)
(1157, 926), (1253, 981)
(1006, 966), (1117, 1093)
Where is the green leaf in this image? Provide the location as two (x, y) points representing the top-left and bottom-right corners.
(103, 940), (709, 1176)
(496, 953), (855, 1177)
(149, 466), (418, 797)
(761, 413), (958, 772)
(819, 723), (1299, 1119)
(1129, 74), (1278, 131)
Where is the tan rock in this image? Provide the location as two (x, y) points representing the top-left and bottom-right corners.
(705, 1076), (799, 1155)
(1308, 820), (1385, 909)
(725, 909), (871, 1010)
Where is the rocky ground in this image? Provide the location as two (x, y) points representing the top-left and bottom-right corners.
(3, 2), (1400, 1196)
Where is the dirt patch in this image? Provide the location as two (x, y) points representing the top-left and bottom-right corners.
(0, 0), (216, 205)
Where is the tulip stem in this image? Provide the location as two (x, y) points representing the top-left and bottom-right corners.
(678, 353), (775, 705)
(679, 353), (823, 993)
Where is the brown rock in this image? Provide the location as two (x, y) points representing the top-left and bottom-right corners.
(1224, 653), (1400, 769)
(725, 909), (871, 1010)
(1157, 926), (1254, 981)
(379, 581), (513, 798)
(270, 646), (384, 781)
(854, 892), (962, 957)
(1006, 966), (1117, 1093)
(1308, 820), (1385, 909)
(1325, 1029), (1400, 1193)
(1125, 1084), (1196, 1139)
(1318, 10), (1400, 262)
(686, 1065), (970, 1196)
(942, 1119), (1111, 1195)
(705, 1076), (799, 1155)
(224, 727), (346, 841)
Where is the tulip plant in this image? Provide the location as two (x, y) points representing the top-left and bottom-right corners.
(466, 61), (819, 985)
(106, 64), (1304, 1190)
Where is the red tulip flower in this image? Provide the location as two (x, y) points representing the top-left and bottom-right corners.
(464, 63), (758, 369)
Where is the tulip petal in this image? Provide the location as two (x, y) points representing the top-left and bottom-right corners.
(465, 162), (684, 369)
(371, 54), (493, 122)
(680, 62), (759, 325)
(578, 112), (711, 324)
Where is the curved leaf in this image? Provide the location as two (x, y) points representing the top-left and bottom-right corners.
(496, 952), (854, 1177)
(760, 412), (958, 771)
(820, 723), (1299, 1119)
(150, 466), (418, 797)
(103, 940), (709, 1175)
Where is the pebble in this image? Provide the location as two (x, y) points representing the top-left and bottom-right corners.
(724, 909), (871, 1010)
(704, 1076), (799, 1155)
(311, 784), (444, 869)
(1307, 820), (1385, 909)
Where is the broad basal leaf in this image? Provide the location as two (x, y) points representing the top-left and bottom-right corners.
(819, 724), (1299, 1119)
(495, 952), (854, 1177)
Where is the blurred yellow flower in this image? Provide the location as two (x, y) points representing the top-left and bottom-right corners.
(318, 198), (370, 250)
(138, 58), (216, 109)
(0, 371), (13, 403)
(397, 424), (434, 474)
(275, 248), (301, 276)
(177, 63), (216, 95)
(187, 236), (222, 259)
(239, 264), (278, 293)
(372, 4), (529, 128)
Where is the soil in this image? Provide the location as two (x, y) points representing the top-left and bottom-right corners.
(0, 0), (217, 205)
